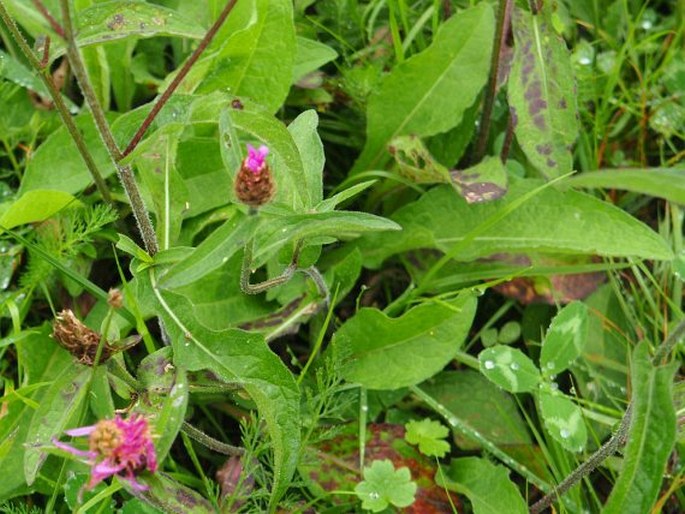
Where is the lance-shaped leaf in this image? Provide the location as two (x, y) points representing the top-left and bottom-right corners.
(148, 270), (300, 508)
(0, 190), (78, 230)
(357, 181), (673, 269)
(24, 365), (91, 485)
(602, 343), (677, 514)
(333, 292), (477, 390)
(353, 2), (494, 172)
(508, 4), (578, 179)
(566, 169), (685, 205)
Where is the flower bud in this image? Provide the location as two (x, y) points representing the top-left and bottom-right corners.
(234, 144), (275, 207)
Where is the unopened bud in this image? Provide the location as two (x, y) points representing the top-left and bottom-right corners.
(234, 144), (275, 207)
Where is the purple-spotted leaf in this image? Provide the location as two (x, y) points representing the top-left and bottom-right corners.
(508, 4), (578, 179)
(450, 156), (508, 203)
(128, 473), (215, 513)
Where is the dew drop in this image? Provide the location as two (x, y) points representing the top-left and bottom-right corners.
(560, 428), (571, 439)
(546, 362), (555, 370)
(510, 362), (520, 371)
(484, 360), (495, 370)
(578, 56), (592, 65)
(368, 492), (380, 500)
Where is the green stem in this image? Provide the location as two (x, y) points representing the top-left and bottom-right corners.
(181, 421), (244, 456)
(58, 0), (159, 255)
(0, 0), (112, 203)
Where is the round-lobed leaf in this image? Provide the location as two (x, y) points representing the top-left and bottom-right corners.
(478, 345), (540, 393)
(538, 390), (587, 452)
(540, 301), (589, 377)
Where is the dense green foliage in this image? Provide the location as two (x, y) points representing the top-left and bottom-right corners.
(0, 0), (683, 512)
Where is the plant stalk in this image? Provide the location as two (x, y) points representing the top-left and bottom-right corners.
(32, 0), (65, 37)
(58, 0), (159, 254)
(473, 0), (512, 163)
(0, 0), (112, 203)
(122, 0), (239, 157)
(530, 317), (685, 512)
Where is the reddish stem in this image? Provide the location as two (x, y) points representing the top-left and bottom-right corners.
(122, 0), (239, 158)
(32, 0), (65, 38)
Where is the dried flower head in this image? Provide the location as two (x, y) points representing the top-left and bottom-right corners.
(52, 309), (112, 365)
(107, 288), (124, 309)
(52, 309), (141, 366)
(234, 144), (275, 207)
(53, 414), (157, 491)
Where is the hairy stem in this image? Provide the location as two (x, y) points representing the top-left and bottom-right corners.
(58, 0), (158, 254)
(530, 317), (685, 512)
(182, 421), (245, 456)
(122, 0), (239, 157)
(473, 0), (512, 162)
(0, 0), (112, 203)
(529, 403), (633, 514)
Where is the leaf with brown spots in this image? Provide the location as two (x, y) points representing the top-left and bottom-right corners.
(507, 4), (578, 179)
(450, 156), (508, 204)
(389, 135), (452, 184)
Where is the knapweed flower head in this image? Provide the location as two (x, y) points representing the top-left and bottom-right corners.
(53, 414), (157, 491)
(235, 143), (275, 207)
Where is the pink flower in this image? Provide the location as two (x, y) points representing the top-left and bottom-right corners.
(244, 144), (269, 174)
(53, 414), (157, 491)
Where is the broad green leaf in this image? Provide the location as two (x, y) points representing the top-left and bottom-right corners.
(538, 390), (587, 452)
(478, 345), (541, 393)
(333, 293), (477, 390)
(197, 0), (295, 112)
(0, 329), (71, 499)
(439, 457), (527, 514)
(422, 371), (532, 450)
(75, 1), (205, 49)
(0, 190), (78, 230)
(567, 169), (685, 205)
(135, 348), (188, 461)
(602, 343), (677, 514)
(508, 4), (578, 179)
(147, 270), (300, 508)
(20, 113), (115, 194)
(353, 2), (494, 172)
(161, 210), (259, 288)
(357, 181), (673, 268)
(540, 301), (588, 377)
(0, 49), (50, 97)
(354, 459), (417, 512)
(451, 156), (508, 204)
(129, 473), (215, 513)
(288, 110), (324, 206)
(404, 419), (450, 457)
(293, 36), (338, 82)
(252, 210), (401, 268)
(24, 365), (90, 485)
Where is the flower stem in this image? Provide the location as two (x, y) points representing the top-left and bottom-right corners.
(181, 421), (244, 456)
(0, 0), (112, 203)
(122, 0), (240, 158)
(58, 0), (159, 255)
(32, 0), (65, 38)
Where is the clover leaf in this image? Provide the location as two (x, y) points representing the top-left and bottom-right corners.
(405, 418), (450, 457)
(354, 459), (417, 512)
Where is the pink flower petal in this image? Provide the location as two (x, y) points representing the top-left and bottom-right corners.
(65, 425), (97, 437)
(52, 438), (96, 459)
